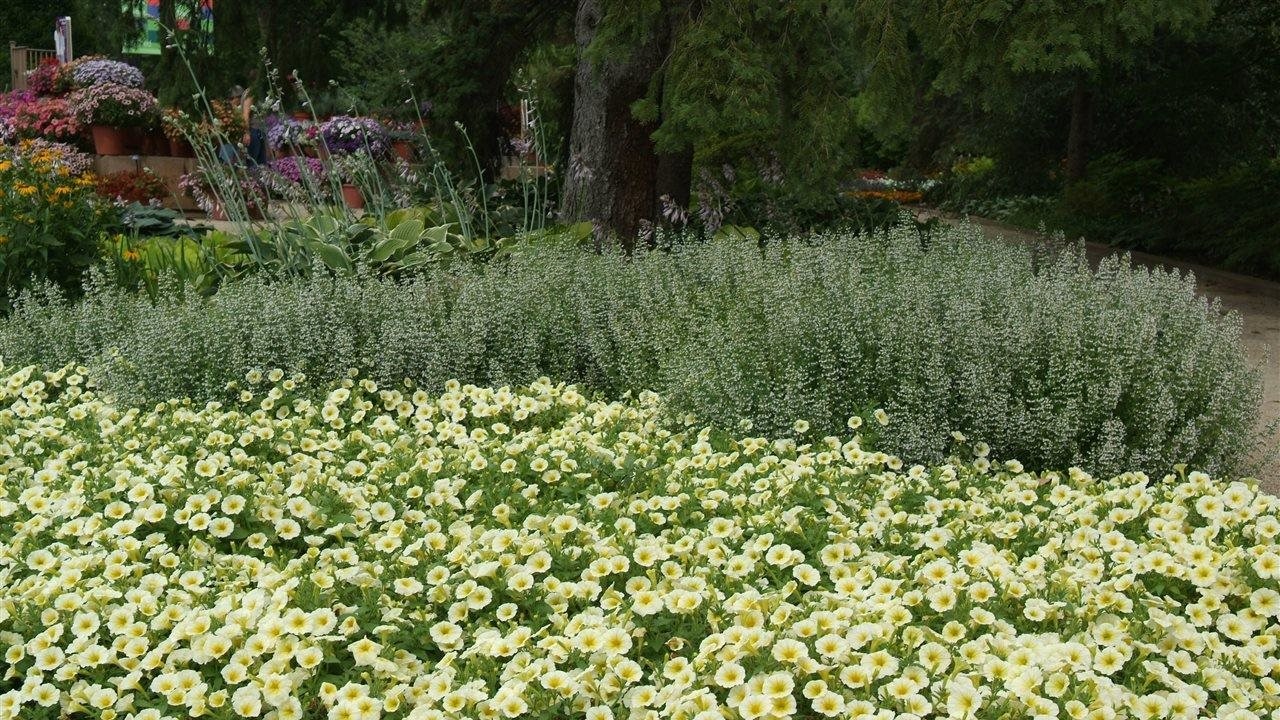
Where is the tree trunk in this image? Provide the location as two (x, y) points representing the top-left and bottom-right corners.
(562, 0), (670, 248)
(1065, 75), (1093, 182)
(654, 146), (694, 212)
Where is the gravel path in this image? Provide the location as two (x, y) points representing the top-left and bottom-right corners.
(925, 212), (1280, 492)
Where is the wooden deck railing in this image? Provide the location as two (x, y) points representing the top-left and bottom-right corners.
(9, 43), (58, 91)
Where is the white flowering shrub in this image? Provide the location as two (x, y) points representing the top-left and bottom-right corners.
(0, 221), (1261, 476)
(1, 363), (1278, 720)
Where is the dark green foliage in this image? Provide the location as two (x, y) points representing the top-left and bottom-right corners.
(1059, 155), (1172, 247)
(1161, 163), (1280, 278)
(1, 0), (73, 89)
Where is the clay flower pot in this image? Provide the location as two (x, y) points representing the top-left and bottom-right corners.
(341, 184), (365, 210)
(169, 137), (194, 158)
(140, 130), (165, 156)
(91, 125), (129, 156)
(391, 140), (414, 163)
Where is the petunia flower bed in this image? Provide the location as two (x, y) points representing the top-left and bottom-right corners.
(1, 363), (1278, 720)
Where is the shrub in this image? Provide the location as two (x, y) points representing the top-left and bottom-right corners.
(1161, 161), (1280, 278)
(0, 221), (1261, 477)
(1, 364), (1278, 719)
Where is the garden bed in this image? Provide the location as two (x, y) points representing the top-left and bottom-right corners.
(0, 364), (1277, 719)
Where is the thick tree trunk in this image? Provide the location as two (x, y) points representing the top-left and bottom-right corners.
(562, 0), (670, 248)
(1065, 75), (1093, 182)
(654, 147), (694, 211)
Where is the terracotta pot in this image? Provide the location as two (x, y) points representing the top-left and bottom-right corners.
(391, 140), (413, 163)
(141, 131), (165, 156)
(169, 137), (194, 158)
(91, 125), (129, 155)
(292, 111), (310, 121)
(209, 202), (265, 221)
(341, 184), (365, 210)
(125, 127), (146, 154)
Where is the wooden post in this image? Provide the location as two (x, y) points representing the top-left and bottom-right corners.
(11, 42), (24, 91)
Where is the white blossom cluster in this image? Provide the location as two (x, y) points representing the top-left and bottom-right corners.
(1, 364), (1278, 720)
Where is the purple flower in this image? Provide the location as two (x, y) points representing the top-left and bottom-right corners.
(72, 60), (145, 89)
(69, 84), (159, 128)
(268, 156), (327, 184)
(266, 118), (311, 150)
(19, 139), (93, 175)
(319, 115), (389, 156)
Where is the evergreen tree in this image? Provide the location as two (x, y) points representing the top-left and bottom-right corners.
(913, 0), (1214, 180)
(1, 0), (73, 88)
(563, 0), (869, 241)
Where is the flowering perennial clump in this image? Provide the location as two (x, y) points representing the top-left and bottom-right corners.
(70, 59), (145, 89)
(266, 118), (313, 151)
(0, 364), (1278, 720)
(0, 224), (1257, 477)
(321, 115), (390, 156)
(69, 84), (159, 128)
(0, 143), (105, 302)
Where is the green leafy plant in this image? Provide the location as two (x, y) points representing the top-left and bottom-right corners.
(1, 220), (1263, 477)
(0, 143), (112, 310)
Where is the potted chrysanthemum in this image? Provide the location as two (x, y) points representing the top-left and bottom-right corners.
(70, 59), (145, 90)
(319, 115), (389, 158)
(69, 83), (159, 155)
